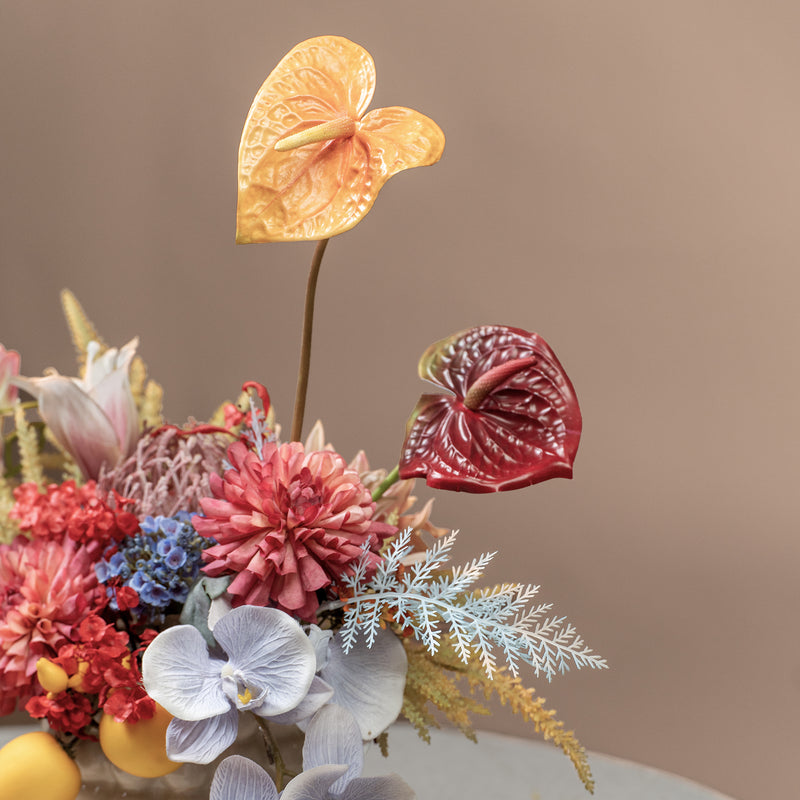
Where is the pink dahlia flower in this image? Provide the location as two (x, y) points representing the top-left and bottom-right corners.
(0, 534), (108, 713)
(194, 441), (396, 621)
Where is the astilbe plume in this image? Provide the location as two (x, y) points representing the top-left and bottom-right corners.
(0, 534), (108, 713)
(193, 439), (396, 621)
(99, 424), (229, 517)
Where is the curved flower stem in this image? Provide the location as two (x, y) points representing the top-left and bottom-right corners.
(253, 715), (297, 791)
(372, 465), (400, 501)
(290, 238), (330, 442)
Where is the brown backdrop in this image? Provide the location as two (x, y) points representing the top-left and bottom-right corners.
(2, 3), (798, 799)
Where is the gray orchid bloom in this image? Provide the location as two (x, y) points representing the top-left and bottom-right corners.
(209, 704), (415, 800)
(266, 625), (407, 741)
(142, 605), (316, 764)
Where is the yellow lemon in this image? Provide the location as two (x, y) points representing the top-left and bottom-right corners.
(99, 703), (181, 778)
(0, 731), (81, 800)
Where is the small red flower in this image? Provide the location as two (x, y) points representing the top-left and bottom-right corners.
(25, 691), (95, 738)
(10, 480), (138, 555)
(0, 535), (108, 714)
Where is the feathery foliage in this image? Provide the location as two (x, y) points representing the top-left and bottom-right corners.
(0, 472), (19, 543)
(13, 403), (44, 488)
(61, 288), (163, 426)
(60, 289), (107, 375)
(399, 637), (595, 793)
(340, 529), (607, 680)
(466, 662), (595, 793)
(401, 639), (488, 742)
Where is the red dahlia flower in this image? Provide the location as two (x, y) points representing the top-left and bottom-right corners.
(0, 535), (108, 713)
(194, 440), (395, 620)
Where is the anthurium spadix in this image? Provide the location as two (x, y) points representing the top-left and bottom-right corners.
(399, 325), (582, 492)
(236, 35), (445, 242)
(11, 339), (139, 479)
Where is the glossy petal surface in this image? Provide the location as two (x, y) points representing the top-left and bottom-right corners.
(236, 35), (444, 242)
(399, 325), (582, 492)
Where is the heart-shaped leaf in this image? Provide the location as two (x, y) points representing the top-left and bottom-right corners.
(399, 325), (582, 493)
(237, 35), (445, 243)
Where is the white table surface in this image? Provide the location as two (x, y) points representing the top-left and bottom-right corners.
(363, 725), (737, 800)
(1, 722), (737, 800)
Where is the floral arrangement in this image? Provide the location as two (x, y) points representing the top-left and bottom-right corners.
(0, 35), (606, 800)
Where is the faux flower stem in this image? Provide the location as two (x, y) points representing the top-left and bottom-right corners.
(253, 715), (297, 791)
(290, 238), (330, 442)
(371, 465), (400, 501)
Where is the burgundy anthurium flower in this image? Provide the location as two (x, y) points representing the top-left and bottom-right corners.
(398, 325), (581, 493)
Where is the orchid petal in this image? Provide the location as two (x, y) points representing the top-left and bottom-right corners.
(303, 704), (363, 792)
(166, 708), (239, 764)
(339, 775), (416, 800)
(211, 756), (279, 800)
(265, 676), (334, 726)
(319, 630), (407, 739)
(142, 624), (230, 721)
(208, 594), (234, 632)
(308, 625), (333, 671)
(213, 605), (316, 716)
(281, 764), (349, 800)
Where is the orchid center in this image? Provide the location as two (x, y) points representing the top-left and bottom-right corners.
(220, 663), (268, 709)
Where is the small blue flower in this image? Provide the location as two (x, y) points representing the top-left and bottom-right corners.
(95, 511), (213, 622)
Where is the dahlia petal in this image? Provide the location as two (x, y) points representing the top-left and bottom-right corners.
(213, 606), (316, 716)
(211, 755), (279, 800)
(167, 707), (239, 764)
(320, 630), (407, 739)
(142, 625), (230, 721)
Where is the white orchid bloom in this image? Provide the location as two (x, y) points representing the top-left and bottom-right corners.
(210, 705), (415, 800)
(11, 338), (139, 478)
(317, 629), (408, 740)
(142, 605), (316, 764)
(270, 626), (407, 740)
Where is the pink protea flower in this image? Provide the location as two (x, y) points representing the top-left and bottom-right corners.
(194, 440), (396, 621)
(0, 534), (108, 713)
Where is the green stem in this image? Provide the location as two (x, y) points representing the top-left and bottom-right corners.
(372, 465), (401, 501)
(253, 716), (296, 791)
(290, 238), (330, 442)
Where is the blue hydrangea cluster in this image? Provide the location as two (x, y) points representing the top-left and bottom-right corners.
(95, 511), (211, 616)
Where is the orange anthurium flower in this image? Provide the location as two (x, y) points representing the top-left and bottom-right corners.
(236, 35), (445, 243)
